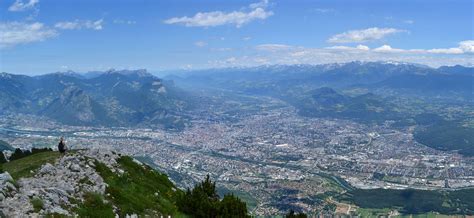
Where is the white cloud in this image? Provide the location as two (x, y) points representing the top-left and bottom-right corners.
(249, 0), (269, 9)
(208, 41), (474, 68)
(243, 36), (252, 41)
(0, 22), (57, 48)
(328, 27), (406, 43)
(55, 19), (104, 30)
(327, 42), (474, 55)
(403, 20), (414, 24)
(459, 40), (474, 53)
(356, 45), (370, 50)
(212, 47), (233, 52)
(326, 44), (370, 51)
(427, 48), (463, 54)
(373, 44), (404, 53)
(113, 19), (136, 25)
(256, 44), (293, 51)
(8, 0), (38, 12)
(424, 41), (473, 54)
(163, 0), (273, 28)
(194, 41), (207, 47)
(225, 57), (237, 63)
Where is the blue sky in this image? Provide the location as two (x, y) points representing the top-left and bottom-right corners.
(0, 0), (473, 75)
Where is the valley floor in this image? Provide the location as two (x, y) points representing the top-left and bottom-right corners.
(1, 96), (473, 215)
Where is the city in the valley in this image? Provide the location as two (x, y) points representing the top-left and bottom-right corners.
(2, 91), (472, 215)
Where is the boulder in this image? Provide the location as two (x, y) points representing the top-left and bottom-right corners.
(38, 163), (56, 175)
(70, 164), (81, 172)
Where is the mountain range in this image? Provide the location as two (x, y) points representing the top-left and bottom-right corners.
(0, 69), (191, 129)
(170, 61), (473, 99)
(1, 62), (472, 129)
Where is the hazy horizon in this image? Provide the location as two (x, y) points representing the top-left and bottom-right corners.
(2, 60), (473, 77)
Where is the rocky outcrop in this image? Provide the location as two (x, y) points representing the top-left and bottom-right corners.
(0, 172), (16, 202)
(0, 149), (121, 217)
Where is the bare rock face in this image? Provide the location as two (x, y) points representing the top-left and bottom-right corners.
(0, 149), (121, 216)
(0, 172), (16, 202)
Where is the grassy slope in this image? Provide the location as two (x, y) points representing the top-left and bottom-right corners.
(94, 156), (184, 217)
(2, 151), (60, 179)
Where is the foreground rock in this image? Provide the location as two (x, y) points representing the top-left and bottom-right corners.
(0, 149), (120, 216)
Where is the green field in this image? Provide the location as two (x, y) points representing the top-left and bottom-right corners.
(357, 207), (393, 217)
(342, 188), (474, 215)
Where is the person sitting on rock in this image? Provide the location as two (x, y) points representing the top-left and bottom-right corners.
(58, 137), (67, 154)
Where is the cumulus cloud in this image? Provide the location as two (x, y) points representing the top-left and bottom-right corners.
(55, 19), (104, 30)
(328, 41), (474, 55)
(113, 19), (136, 25)
(356, 45), (370, 50)
(194, 41), (207, 47)
(427, 48), (463, 54)
(458, 40), (474, 53)
(328, 27), (406, 43)
(326, 44), (370, 51)
(209, 41), (473, 68)
(8, 0), (39, 12)
(0, 22), (57, 48)
(373, 44), (405, 53)
(249, 0), (269, 9)
(163, 0), (273, 28)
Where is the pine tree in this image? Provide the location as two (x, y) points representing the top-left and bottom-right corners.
(218, 193), (249, 218)
(0, 152), (6, 164)
(286, 209), (307, 218)
(9, 148), (25, 161)
(176, 175), (250, 218)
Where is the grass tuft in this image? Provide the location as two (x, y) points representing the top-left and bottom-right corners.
(31, 197), (44, 213)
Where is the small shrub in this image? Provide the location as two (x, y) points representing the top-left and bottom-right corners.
(31, 197), (44, 213)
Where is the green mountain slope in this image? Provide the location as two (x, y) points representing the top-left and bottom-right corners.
(293, 87), (402, 123)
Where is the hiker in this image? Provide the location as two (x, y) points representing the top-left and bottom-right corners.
(58, 137), (67, 154)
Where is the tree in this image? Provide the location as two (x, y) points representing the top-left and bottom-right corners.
(176, 175), (250, 218)
(31, 147), (52, 154)
(176, 175), (219, 217)
(286, 209), (307, 218)
(7, 147), (51, 161)
(218, 194), (249, 218)
(0, 152), (6, 164)
(9, 148), (31, 161)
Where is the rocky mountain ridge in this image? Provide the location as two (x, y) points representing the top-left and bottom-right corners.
(0, 149), (164, 217)
(0, 69), (192, 129)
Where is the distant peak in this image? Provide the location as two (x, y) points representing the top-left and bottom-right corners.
(0, 72), (13, 78)
(105, 69), (153, 77)
(53, 70), (78, 75)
